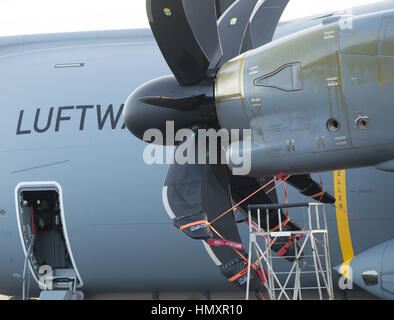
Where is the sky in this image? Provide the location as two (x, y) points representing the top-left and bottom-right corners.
(0, 0), (383, 37)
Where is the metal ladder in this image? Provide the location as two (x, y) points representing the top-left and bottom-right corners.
(245, 202), (334, 300)
(21, 234), (35, 300)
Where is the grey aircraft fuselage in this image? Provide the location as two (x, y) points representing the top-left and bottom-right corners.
(1, 0), (394, 299)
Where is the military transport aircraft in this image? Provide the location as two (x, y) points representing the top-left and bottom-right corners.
(1, 0), (394, 299)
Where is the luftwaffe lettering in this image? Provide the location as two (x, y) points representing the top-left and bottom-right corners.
(16, 104), (126, 135)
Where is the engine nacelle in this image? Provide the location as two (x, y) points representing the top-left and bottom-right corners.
(216, 10), (394, 177)
(336, 238), (394, 300)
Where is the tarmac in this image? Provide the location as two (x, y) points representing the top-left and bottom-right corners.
(0, 289), (380, 300)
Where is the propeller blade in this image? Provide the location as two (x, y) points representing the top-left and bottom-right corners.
(147, 0), (223, 86)
(214, 0), (259, 68)
(203, 164), (265, 293)
(162, 139), (265, 293)
(286, 174), (336, 204)
(215, 0), (237, 19)
(163, 157), (212, 239)
(240, 0), (289, 53)
(162, 139), (242, 241)
(139, 95), (207, 111)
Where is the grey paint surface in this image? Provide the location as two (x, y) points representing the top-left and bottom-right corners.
(0, 1), (394, 298)
(217, 4), (394, 178)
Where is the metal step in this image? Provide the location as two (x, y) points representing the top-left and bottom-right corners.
(39, 290), (84, 300)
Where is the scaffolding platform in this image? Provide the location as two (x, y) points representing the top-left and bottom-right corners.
(246, 202), (334, 300)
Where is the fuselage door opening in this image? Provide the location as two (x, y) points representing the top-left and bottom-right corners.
(15, 182), (83, 300)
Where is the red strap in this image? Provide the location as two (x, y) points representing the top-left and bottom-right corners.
(310, 190), (325, 199)
(284, 182), (289, 217)
(256, 268), (267, 284)
(229, 265), (267, 285)
(179, 220), (209, 231)
(276, 172), (287, 180)
(229, 268), (248, 283)
(277, 234), (305, 256)
(277, 246), (288, 257)
(30, 206), (35, 235)
(207, 239), (244, 250)
(269, 217), (291, 232)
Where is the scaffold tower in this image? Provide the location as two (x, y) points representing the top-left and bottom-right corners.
(246, 203), (334, 300)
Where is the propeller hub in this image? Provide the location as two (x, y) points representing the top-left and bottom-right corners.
(123, 75), (216, 145)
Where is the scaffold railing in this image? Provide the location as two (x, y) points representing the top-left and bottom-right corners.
(246, 202), (334, 300)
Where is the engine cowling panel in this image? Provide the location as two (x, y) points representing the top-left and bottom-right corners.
(216, 10), (394, 177)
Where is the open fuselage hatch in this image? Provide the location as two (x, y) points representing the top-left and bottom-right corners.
(23, 190), (71, 270)
(16, 183), (83, 299)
